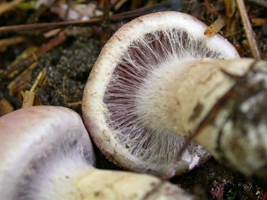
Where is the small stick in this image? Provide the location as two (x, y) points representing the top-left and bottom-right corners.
(247, 0), (267, 8)
(236, 0), (261, 60)
(114, 0), (127, 11)
(0, 18), (101, 34)
(101, 0), (111, 47)
(0, 0), (24, 16)
(7, 62), (37, 96)
(22, 69), (45, 108)
(0, 2), (170, 34)
(21, 91), (35, 108)
(204, 15), (227, 37)
(131, 0), (137, 10)
(64, 0), (73, 21)
(2, 33), (67, 78)
(30, 71), (43, 92)
(21, 90), (42, 108)
(224, 0), (236, 18)
(0, 98), (14, 115)
(6, 46), (38, 79)
(67, 101), (82, 107)
(3, 93), (22, 108)
(0, 36), (26, 51)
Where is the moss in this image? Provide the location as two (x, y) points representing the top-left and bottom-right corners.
(28, 37), (100, 114)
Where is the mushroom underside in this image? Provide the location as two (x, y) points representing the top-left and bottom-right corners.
(99, 29), (236, 174)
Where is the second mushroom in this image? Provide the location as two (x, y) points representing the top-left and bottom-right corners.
(0, 106), (194, 200)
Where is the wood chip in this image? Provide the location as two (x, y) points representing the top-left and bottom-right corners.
(224, 0), (236, 18)
(204, 15), (226, 37)
(7, 62), (37, 96)
(251, 18), (267, 27)
(22, 90), (41, 108)
(0, 36), (26, 52)
(0, 0), (24, 16)
(0, 98), (14, 116)
(7, 46), (38, 79)
(236, 0), (261, 60)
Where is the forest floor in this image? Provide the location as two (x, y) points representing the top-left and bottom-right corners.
(0, 0), (266, 199)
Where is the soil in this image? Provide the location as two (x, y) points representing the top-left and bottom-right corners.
(0, 0), (266, 199)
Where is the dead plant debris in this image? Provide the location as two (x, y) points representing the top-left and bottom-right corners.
(0, 0), (266, 199)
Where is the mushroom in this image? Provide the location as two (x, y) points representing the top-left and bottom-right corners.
(183, 58), (267, 187)
(82, 11), (240, 177)
(0, 106), (195, 200)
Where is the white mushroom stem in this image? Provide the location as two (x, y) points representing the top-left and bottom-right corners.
(138, 58), (267, 184)
(136, 58), (251, 136)
(0, 106), (194, 200)
(136, 59), (200, 135)
(186, 59), (267, 187)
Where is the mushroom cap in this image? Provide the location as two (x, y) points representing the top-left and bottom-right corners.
(82, 11), (240, 176)
(0, 106), (95, 200)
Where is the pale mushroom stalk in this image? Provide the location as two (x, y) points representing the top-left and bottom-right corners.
(181, 59), (267, 187)
(0, 106), (195, 200)
(141, 58), (267, 186)
(82, 11), (267, 185)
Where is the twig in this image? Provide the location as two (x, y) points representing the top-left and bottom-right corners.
(30, 70), (43, 92)
(6, 46), (38, 79)
(0, 36), (26, 51)
(7, 62), (37, 96)
(224, 0), (236, 17)
(22, 90), (35, 108)
(0, 2), (170, 34)
(21, 90), (42, 108)
(67, 101), (82, 107)
(236, 0), (261, 60)
(247, 0), (267, 8)
(111, 1), (170, 20)
(3, 93), (22, 108)
(223, 0), (237, 38)
(2, 33), (67, 78)
(0, 98), (14, 115)
(101, 0), (111, 47)
(64, 0), (73, 21)
(131, 0), (137, 10)
(0, 0), (24, 16)
(204, 15), (227, 37)
(0, 18), (101, 34)
(27, 4), (49, 24)
(114, 0), (128, 11)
